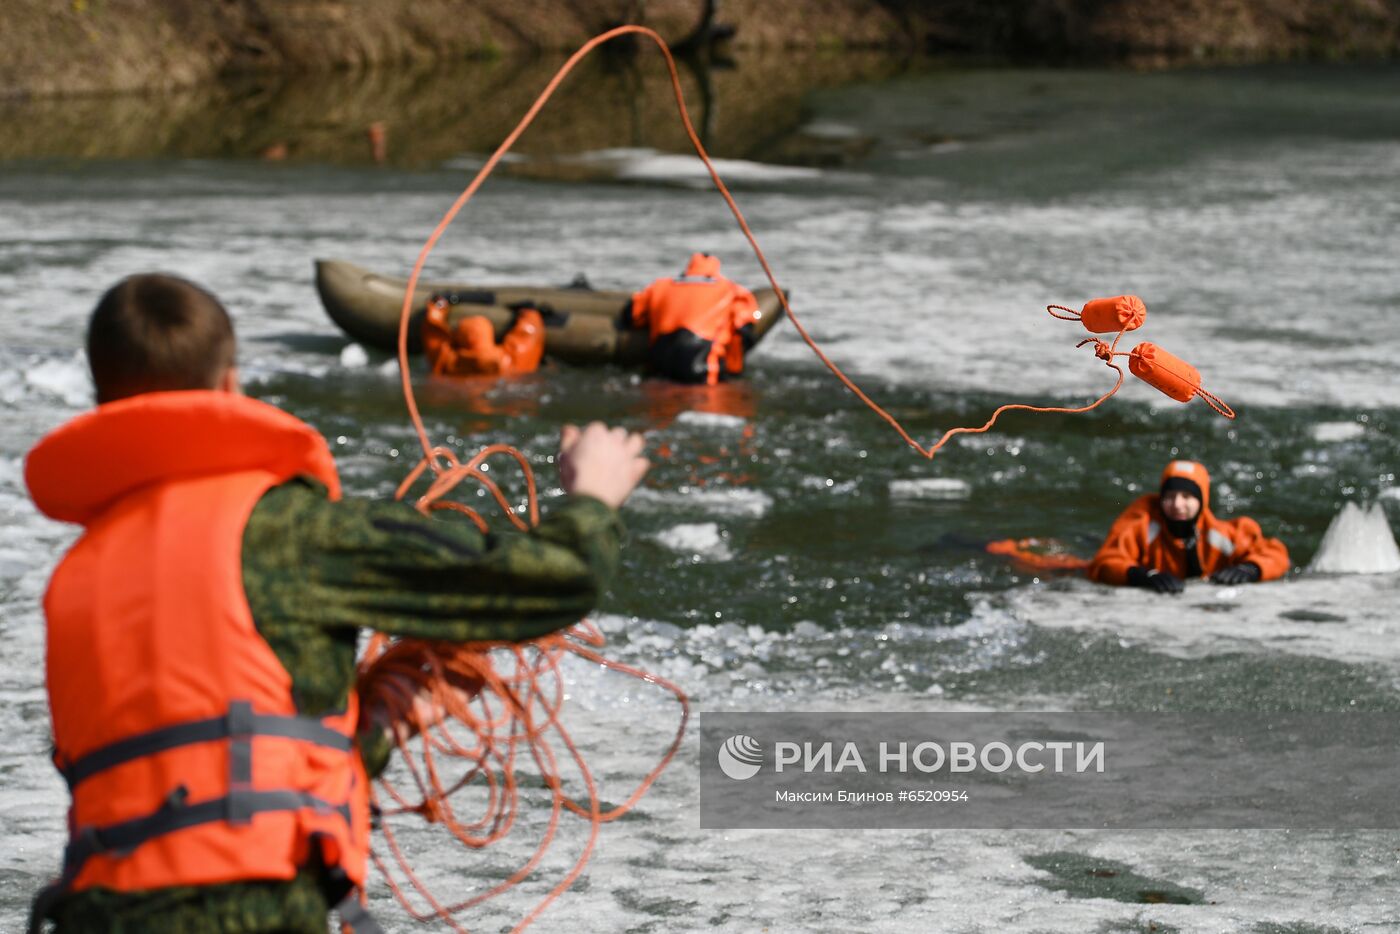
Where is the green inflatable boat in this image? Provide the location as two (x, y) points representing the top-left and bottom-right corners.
(314, 259), (787, 367)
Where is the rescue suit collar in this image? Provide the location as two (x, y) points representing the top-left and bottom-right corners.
(26, 390), (341, 526)
(1164, 516), (1199, 542)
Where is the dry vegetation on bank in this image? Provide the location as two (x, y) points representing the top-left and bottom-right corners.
(2, 0), (1398, 99)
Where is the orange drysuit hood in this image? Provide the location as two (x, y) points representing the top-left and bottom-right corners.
(1159, 459), (1210, 516)
(684, 253), (721, 278)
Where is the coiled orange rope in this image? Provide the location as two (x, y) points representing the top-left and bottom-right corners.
(358, 436), (688, 931)
(358, 612), (687, 932)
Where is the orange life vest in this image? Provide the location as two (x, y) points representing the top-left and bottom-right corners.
(24, 391), (370, 898)
(423, 301), (545, 377)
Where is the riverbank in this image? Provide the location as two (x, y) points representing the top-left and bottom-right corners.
(0, 49), (904, 164)
(3, 0), (1399, 99)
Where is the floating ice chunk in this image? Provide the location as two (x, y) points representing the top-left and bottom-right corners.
(1311, 422), (1365, 443)
(339, 343), (370, 368)
(652, 522), (732, 562)
(801, 121), (863, 140)
(440, 152), (525, 171)
(956, 434), (1025, 452)
(611, 151), (822, 186)
(0, 548), (34, 579)
(674, 411), (747, 431)
(802, 475), (858, 494)
(889, 477), (970, 500)
(628, 486), (773, 518)
(0, 456), (21, 490)
(377, 358), (401, 377)
(24, 352), (90, 407)
(0, 367), (24, 405)
(1308, 502), (1400, 574)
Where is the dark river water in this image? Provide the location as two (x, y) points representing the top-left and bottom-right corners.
(1, 52), (1398, 932)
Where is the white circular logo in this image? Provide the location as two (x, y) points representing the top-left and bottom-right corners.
(717, 734), (763, 780)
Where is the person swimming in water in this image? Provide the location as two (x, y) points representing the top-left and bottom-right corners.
(1088, 460), (1290, 595)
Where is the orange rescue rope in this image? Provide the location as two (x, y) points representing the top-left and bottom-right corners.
(357, 23), (1236, 931)
(392, 24), (1231, 471)
(357, 444), (688, 931)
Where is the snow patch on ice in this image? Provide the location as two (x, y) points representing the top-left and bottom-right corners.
(1310, 421), (1365, 443)
(23, 352), (90, 408)
(800, 121), (865, 140)
(890, 477), (971, 500)
(339, 342), (370, 368)
(673, 410), (747, 431)
(1015, 575), (1400, 669)
(627, 486), (773, 519)
(610, 150), (823, 187)
(652, 522), (732, 562)
(0, 456), (22, 491)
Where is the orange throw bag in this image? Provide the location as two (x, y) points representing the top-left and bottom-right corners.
(1128, 342), (1235, 417)
(1049, 294), (1146, 334)
(1078, 295), (1146, 334)
(1129, 341), (1199, 402)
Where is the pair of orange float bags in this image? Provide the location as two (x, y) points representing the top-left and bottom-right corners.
(1051, 294), (1234, 417)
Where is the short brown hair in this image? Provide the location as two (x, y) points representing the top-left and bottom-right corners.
(87, 274), (236, 404)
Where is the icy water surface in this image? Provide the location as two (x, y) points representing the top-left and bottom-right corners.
(2, 59), (1399, 932)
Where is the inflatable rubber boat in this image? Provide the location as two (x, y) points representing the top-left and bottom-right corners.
(314, 259), (787, 366)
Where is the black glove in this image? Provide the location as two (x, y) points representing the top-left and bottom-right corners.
(1126, 565), (1184, 595)
(1210, 562), (1261, 585)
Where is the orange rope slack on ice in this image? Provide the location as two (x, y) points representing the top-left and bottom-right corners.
(355, 444), (689, 933)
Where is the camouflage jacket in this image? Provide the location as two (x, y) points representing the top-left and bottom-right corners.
(50, 480), (622, 933)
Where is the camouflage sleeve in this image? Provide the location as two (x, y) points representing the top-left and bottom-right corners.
(50, 485), (611, 932)
(244, 478), (624, 644)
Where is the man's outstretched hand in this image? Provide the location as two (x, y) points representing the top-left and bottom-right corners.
(558, 422), (649, 511)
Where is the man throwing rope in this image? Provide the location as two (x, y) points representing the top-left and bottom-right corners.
(24, 273), (648, 933)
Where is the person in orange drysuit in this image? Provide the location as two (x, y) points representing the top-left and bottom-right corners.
(422, 297), (545, 377)
(1089, 460), (1290, 594)
(629, 252), (762, 385)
